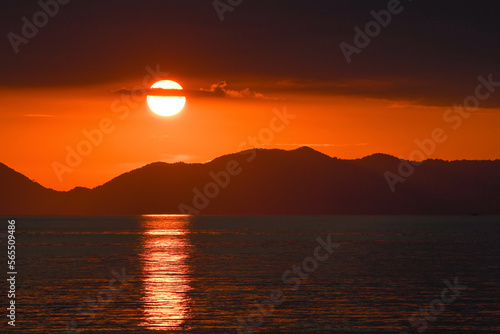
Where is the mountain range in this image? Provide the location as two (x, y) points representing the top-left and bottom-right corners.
(1, 147), (499, 215)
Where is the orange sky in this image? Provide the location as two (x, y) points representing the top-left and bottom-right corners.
(1, 79), (499, 191)
(2, 2), (500, 191)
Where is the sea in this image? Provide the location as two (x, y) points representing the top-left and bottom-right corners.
(1, 215), (499, 334)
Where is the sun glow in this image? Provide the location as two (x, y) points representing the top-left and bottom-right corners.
(147, 80), (186, 116)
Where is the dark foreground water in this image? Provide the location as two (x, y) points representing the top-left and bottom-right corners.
(1, 216), (499, 333)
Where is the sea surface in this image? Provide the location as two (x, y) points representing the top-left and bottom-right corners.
(1, 215), (499, 334)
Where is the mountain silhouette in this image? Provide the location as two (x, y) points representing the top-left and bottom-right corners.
(1, 147), (499, 215)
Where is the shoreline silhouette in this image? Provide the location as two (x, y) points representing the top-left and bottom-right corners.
(1, 147), (499, 215)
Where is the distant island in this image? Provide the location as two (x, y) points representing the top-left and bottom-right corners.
(1, 147), (499, 215)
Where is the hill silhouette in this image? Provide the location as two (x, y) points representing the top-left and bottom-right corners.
(1, 147), (499, 215)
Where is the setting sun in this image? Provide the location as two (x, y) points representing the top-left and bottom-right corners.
(147, 80), (186, 116)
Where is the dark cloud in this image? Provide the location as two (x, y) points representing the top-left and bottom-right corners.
(113, 81), (273, 99)
(111, 87), (187, 97)
(200, 81), (267, 99)
(1, 0), (500, 107)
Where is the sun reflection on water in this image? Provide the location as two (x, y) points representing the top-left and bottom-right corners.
(139, 214), (192, 330)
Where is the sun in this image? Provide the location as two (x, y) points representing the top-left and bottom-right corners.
(147, 80), (186, 116)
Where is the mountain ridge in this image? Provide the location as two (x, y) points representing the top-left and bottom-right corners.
(1, 147), (499, 215)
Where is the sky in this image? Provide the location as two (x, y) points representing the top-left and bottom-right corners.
(1, 0), (500, 190)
